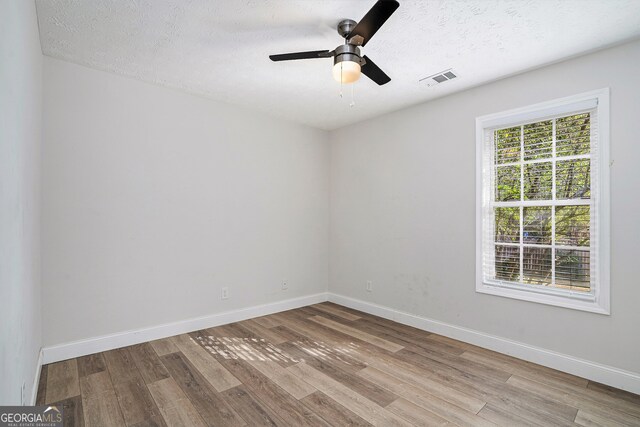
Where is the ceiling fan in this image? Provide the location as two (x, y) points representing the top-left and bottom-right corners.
(269, 0), (400, 86)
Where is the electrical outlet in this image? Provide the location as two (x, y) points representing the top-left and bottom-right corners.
(21, 382), (25, 406)
(366, 280), (372, 292)
(221, 287), (229, 300)
(282, 281), (288, 290)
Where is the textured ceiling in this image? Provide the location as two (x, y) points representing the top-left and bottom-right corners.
(36, 0), (640, 130)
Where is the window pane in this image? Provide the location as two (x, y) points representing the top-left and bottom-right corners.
(523, 247), (552, 285)
(524, 162), (552, 200)
(556, 206), (590, 247)
(495, 208), (520, 243)
(556, 159), (590, 199)
(523, 207), (551, 244)
(555, 249), (590, 290)
(495, 245), (520, 281)
(557, 113), (590, 157)
(495, 165), (521, 201)
(523, 120), (552, 160)
(495, 126), (520, 164)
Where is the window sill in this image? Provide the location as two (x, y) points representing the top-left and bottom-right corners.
(476, 281), (610, 315)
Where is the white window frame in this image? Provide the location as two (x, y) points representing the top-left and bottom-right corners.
(475, 89), (610, 314)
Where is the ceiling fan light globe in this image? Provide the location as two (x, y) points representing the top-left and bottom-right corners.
(332, 60), (361, 84)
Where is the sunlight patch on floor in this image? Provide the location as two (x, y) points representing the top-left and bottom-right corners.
(194, 335), (360, 364)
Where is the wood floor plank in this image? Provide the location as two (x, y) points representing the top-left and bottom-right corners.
(385, 346), (579, 426)
(149, 338), (179, 357)
(147, 377), (189, 411)
(246, 359), (316, 399)
(310, 303), (362, 321)
(82, 390), (126, 427)
(147, 377), (207, 427)
(301, 391), (372, 427)
(270, 324), (312, 343)
(309, 315), (404, 353)
(113, 378), (166, 427)
(351, 319), (464, 357)
(359, 366), (487, 418)
(204, 323), (298, 367)
(239, 319), (290, 344)
(386, 398), (452, 427)
(532, 377), (640, 419)
(103, 348), (143, 385)
(320, 302), (370, 318)
(171, 333), (241, 392)
(461, 349), (588, 389)
(424, 368), (579, 426)
(50, 395), (85, 427)
(478, 404), (543, 427)
(221, 385), (285, 426)
(155, 400), (206, 427)
(507, 375), (640, 426)
(128, 343), (170, 384)
(344, 309), (433, 340)
(77, 353), (107, 378)
(252, 314), (284, 329)
(46, 359), (80, 403)
(190, 340), (329, 427)
(80, 371), (115, 400)
(280, 342), (397, 407)
(160, 352), (246, 427)
(201, 323), (297, 367)
(358, 366), (494, 427)
(587, 381), (640, 406)
(396, 347), (512, 384)
(574, 409), (628, 427)
(297, 306), (356, 324)
(276, 327), (368, 373)
(278, 311), (392, 359)
(420, 365), (577, 426)
(36, 364), (48, 405)
(279, 312), (422, 372)
(427, 334), (480, 352)
(156, 403), (207, 427)
(288, 362), (413, 427)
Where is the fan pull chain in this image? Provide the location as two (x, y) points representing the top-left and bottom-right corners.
(350, 82), (355, 107)
(339, 62), (344, 98)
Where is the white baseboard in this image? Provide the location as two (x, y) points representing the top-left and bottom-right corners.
(30, 349), (43, 405)
(42, 293), (327, 364)
(328, 293), (640, 395)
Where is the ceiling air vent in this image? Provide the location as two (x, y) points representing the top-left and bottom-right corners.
(419, 69), (458, 87)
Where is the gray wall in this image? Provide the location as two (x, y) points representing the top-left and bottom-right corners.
(329, 39), (640, 373)
(42, 57), (329, 346)
(0, 1), (43, 405)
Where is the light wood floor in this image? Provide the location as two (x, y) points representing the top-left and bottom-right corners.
(37, 302), (640, 426)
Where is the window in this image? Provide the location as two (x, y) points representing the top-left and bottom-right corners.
(476, 89), (609, 314)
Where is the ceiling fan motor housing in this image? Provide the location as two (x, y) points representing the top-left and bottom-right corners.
(333, 44), (362, 67)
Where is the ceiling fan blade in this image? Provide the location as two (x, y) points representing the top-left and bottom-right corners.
(347, 0), (399, 47)
(361, 55), (391, 85)
(269, 50), (332, 61)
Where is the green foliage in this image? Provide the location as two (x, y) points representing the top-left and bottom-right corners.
(495, 165), (521, 201)
(557, 159), (590, 199)
(556, 206), (590, 246)
(495, 208), (519, 243)
(523, 120), (552, 160)
(557, 113), (590, 157)
(524, 162), (552, 200)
